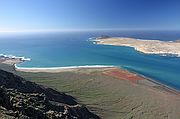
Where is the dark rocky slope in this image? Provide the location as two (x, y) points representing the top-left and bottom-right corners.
(0, 69), (100, 119)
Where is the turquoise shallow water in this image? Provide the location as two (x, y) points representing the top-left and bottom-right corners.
(0, 30), (180, 90)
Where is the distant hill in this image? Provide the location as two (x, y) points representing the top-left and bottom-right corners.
(96, 35), (111, 39)
(0, 69), (100, 119)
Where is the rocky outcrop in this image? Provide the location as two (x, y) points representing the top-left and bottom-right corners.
(0, 69), (100, 119)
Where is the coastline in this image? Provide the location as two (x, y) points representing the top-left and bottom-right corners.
(15, 64), (115, 73)
(1, 54), (179, 94)
(15, 63), (180, 94)
(103, 65), (180, 94)
(128, 69), (180, 94)
(15, 67), (180, 93)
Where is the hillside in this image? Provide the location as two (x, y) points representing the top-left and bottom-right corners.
(0, 69), (100, 119)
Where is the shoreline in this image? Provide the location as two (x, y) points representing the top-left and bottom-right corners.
(104, 66), (180, 94)
(15, 64), (115, 72)
(15, 64), (180, 94)
(129, 69), (180, 94)
(0, 54), (179, 94)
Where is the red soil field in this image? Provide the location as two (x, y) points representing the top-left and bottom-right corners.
(103, 69), (144, 84)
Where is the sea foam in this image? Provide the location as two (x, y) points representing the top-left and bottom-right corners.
(0, 54), (31, 61)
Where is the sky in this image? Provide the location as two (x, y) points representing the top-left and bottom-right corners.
(0, 0), (180, 32)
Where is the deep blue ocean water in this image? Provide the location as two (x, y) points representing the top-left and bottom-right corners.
(0, 30), (180, 90)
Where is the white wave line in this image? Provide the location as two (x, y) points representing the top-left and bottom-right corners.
(0, 54), (31, 61)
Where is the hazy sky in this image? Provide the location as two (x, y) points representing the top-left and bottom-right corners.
(0, 0), (180, 31)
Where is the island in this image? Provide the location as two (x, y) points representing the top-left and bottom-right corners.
(95, 37), (180, 57)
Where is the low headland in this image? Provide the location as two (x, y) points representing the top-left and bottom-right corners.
(94, 36), (180, 57)
(0, 54), (30, 65)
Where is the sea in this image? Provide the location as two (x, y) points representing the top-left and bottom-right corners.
(0, 30), (180, 90)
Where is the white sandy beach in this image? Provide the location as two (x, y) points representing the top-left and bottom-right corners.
(15, 64), (115, 73)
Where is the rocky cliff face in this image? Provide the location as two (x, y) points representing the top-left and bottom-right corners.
(0, 69), (100, 119)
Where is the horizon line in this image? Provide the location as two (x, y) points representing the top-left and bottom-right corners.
(0, 28), (179, 33)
